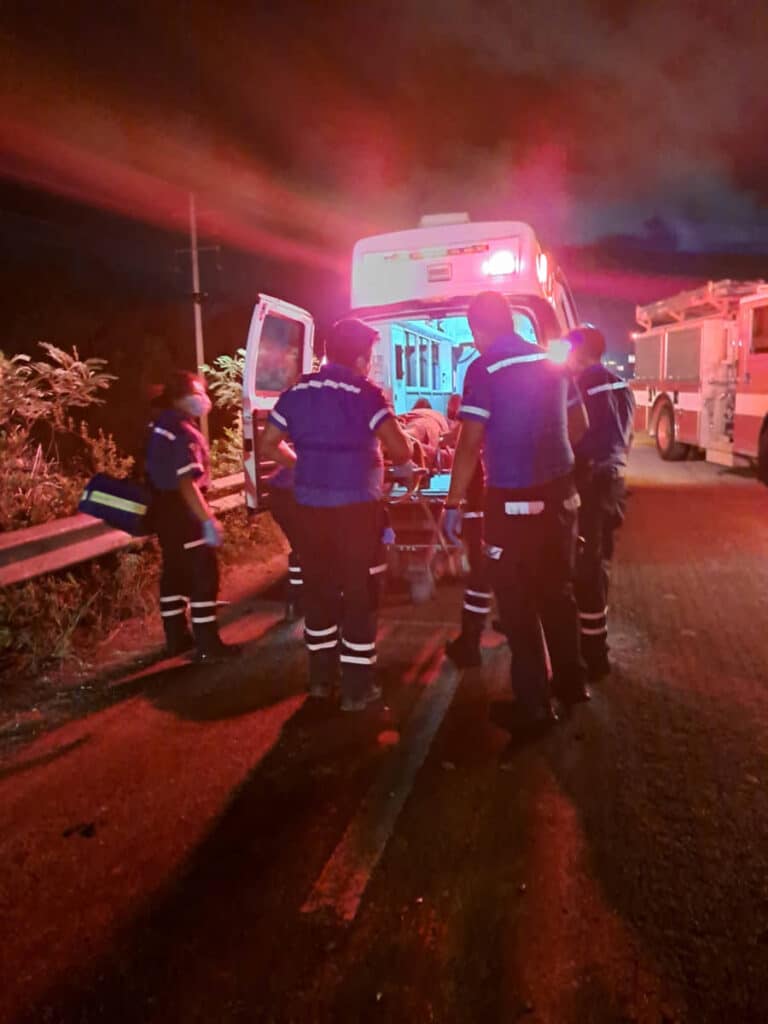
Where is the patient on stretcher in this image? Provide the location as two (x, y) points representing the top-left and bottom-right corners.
(396, 397), (459, 473)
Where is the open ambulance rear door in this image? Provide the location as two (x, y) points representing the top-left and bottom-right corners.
(242, 294), (314, 512)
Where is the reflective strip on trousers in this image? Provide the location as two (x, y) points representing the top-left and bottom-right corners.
(305, 625), (338, 638)
(306, 639), (338, 652)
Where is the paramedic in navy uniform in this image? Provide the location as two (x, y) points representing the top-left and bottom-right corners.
(145, 371), (239, 661)
(443, 291), (590, 733)
(260, 319), (415, 711)
(566, 325), (635, 680)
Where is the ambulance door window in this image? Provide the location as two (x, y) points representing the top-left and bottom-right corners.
(254, 313), (304, 393)
(751, 305), (768, 354)
(512, 311), (538, 345)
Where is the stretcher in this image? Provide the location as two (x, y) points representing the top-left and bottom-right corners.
(383, 449), (466, 604)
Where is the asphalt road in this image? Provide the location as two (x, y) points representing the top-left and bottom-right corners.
(2, 444), (768, 1024)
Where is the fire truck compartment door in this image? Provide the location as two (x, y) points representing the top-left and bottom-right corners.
(243, 294), (314, 411)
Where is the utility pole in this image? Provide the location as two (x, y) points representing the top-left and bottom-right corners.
(188, 191), (209, 441)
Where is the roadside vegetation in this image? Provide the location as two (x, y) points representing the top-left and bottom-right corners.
(0, 345), (282, 676)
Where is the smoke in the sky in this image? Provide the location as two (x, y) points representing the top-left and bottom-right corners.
(1, 0), (767, 258)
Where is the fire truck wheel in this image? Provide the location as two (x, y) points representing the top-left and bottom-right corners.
(655, 403), (689, 461)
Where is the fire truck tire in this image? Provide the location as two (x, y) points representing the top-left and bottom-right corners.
(655, 403), (689, 461)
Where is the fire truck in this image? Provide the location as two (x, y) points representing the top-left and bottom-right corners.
(631, 279), (768, 465)
(241, 213), (579, 511)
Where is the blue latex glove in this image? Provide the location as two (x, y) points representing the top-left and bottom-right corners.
(202, 517), (224, 547)
(442, 507), (463, 546)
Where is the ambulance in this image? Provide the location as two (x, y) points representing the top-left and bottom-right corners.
(242, 213), (580, 511)
(631, 279), (768, 464)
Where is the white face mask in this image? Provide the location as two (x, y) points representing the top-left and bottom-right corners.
(180, 393), (212, 419)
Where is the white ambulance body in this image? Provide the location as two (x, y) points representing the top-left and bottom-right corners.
(631, 279), (768, 465)
(242, 214), (579, 511)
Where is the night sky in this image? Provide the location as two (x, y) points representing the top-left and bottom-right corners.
(1, 0), (768, 378)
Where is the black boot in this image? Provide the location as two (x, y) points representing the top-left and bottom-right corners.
(192, 618), (242, 663)
(162, 603), (194, 657)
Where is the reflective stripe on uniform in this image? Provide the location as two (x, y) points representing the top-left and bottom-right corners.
(342, 639), (376, 652)
(581, 626), (608, 636)
(307, 639), (338, 652)
(270, 409), (288, 428)
(466, 590), (492, 599)
(292, 379), (361, 395)
(369, 563), (388, 575)
(579, 609), (608, 620)
(305, 625), (337, 638)
(504, 500), (545, 515)
(463, 511), (484, 519)
(464, 603), (490, 614)
(369, 407), (390, 431)
(191, 615), (217, 624)
(191, 601), (217, 608)
(459, 405), (491, 419)
(177, 462), (203, 477)
(183, 538), (206, 549)
(161, 608), (186, 618)
(586, 380), (629, 396)
(340, 654), (377, 666)
(486, 352), (547, 374)
(86, 490), (148, 516)
(160, 594), (188, 603)
(153, 426), (176, 441)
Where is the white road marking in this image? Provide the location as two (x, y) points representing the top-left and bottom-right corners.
(301, 655), (460, 923)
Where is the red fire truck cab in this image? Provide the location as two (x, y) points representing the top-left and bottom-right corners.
(631, 279), (768, 465)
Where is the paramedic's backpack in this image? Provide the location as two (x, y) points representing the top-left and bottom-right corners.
(78, 473), (153, 536)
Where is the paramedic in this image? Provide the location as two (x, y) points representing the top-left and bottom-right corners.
(443, 291), (590, 733)
(566, 325), (635, 680)
(259, 319), (416, 712)
(268, 463), (303, 619)
(145, 371), (239, 661)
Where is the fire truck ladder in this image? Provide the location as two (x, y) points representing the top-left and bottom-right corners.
(636, 279), (767, 331)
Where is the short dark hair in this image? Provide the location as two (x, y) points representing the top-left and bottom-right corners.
(151, 370), (205, 409)
(412, 397), (432, 410)
(325, 318), (378, 368)
(567, 324), (606, 360)
(467, 291), (514, 339)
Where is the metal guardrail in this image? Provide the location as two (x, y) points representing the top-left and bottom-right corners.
(0, 473), (246, 588)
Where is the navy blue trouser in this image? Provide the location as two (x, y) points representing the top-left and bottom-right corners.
(154, 493), (220, 652)
(269, 485), (303, 606)
(296, 501), (385, 701)
(575, 467), (626, 667)
(485, 480), (586, 711)
(459, 461), (492, 645)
